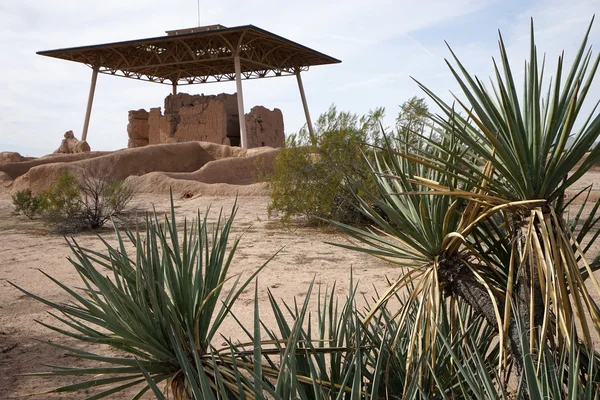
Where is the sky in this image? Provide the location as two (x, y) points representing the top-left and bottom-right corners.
(0, 0), (599, 156)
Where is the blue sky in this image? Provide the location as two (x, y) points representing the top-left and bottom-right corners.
(0, 0), (599, 156)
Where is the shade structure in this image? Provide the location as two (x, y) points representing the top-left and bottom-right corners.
(37, 25), (340, 86)
(37, 25), (341, 146)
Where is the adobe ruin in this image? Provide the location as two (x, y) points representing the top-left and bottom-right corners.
(127, 93), (285, 149)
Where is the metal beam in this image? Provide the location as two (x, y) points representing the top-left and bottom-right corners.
(81, 65), (99, 142)
(98, 66), (298, 85)
(234, 54), (248, 148)
(124, 55), (233, 71)
(172, 82), (178, 95)
(296, 71), (315, 142)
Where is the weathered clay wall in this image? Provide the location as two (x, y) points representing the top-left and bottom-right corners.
(129, 92), (284, 148)
(245, 106), (285, 148)
(127, 109), (150, 148)
(147, 108), (163, 145)
(173, 101), (229, 144)
(164, 93), (238, 115)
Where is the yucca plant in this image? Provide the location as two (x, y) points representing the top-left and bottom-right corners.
(266, 278), (500, 400)
(9, 195), (273, 399)
(330, 16), (600, 391)
(220, 275), (500, 400)
(414, 17), (600, 362)
(438, 309), (600, 399)
(328, 132), (514, 393)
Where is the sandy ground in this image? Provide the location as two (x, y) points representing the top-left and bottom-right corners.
(0, 194), (399, 399)
(1, 164), (599, 399)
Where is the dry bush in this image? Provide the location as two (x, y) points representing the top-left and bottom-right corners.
(37, 169), (135, 232)
(76, 168), (136, 229)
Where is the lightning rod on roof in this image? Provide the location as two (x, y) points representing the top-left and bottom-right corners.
(197, 0), (200, 26)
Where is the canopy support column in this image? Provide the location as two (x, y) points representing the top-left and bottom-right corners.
(296, 71), (315, 142)
(234, 54), (248, 148)
(81, 65), (99, 142)
(172, 82), (177, 95)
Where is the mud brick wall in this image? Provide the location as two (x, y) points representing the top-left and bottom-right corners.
(245, 106), (285, 148)
(129, 93), (284, 148)
(127, 109), (149, 148)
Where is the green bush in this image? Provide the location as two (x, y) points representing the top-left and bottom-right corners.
(41, 170), (83, 229)
(13, 169), (135, 232)
(266, 105), (383, 225)
(266, 100), (434, 226)
(11, 189), (46, 219)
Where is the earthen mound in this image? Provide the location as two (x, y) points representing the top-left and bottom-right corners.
(125, 146), (279, 196)
(163, 147), (279, 185)
(126, 174), (270, 197)
(7, 142), (279, 197)
(0, 152), (30, 164)
(0, 152), (111, 181)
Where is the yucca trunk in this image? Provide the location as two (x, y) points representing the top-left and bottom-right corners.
(438, 255), (527, 376)
(514, 210), (547, 334)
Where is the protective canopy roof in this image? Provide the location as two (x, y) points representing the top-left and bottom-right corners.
(37, 25), (341, 86)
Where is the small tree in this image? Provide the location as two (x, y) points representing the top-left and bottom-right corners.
(396, 96), (429, 134)
(395, 96), (440, 151)
(267, 105), (383, 225)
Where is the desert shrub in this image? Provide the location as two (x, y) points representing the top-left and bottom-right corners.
(41, 170), (83, 229)
(267, 105), (383, 225)
(39, 169), (134, 232)
(77, 169), (135, 229)
(266, 99), (435, 226)
(11, 189), (46, 219)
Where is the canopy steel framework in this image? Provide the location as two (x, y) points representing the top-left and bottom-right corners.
(37, 25), (341, 148)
